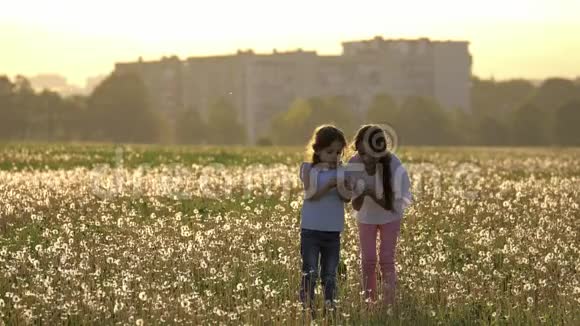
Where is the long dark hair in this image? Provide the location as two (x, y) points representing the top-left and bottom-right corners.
(306, 125), (347, 166)
(353, 124), (394, 211)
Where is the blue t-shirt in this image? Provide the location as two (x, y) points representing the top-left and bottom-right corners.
(299, 162), (345, 232)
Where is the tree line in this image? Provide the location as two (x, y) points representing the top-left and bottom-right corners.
(271, 78), (580, 146)
(1, 73), (579, 146)
(0, 73), (245, 145)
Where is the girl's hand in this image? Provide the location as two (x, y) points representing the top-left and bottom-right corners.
(326, 176), (338, 188)
(344, 178), (353, 191)
(350, 178), (366, 197)
(363, 188), (377, 198)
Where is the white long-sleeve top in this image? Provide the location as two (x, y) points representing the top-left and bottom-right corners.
(348, 153), (413, 224)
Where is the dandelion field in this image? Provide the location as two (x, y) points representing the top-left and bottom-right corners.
(0, 144), (579, 325)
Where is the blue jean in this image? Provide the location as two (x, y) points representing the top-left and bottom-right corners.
(299, 228), (341, 306)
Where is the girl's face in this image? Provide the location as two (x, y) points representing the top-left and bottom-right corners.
(316, 140), (344, 168)
(357, 143), (379, 167)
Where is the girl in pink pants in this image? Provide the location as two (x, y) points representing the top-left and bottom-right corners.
(348, 125), (412, 305)
(357, 220), (401, 304)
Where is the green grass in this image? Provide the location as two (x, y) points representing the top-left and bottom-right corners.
(0, 143), (579, 325)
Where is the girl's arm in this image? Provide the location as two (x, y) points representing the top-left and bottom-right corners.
(367, 192), (407, 213)
(337, 188), (351, 202)
(301, 163), (311, 191)
(365, 164), (412, 213)
(364, 188), (392, 210)
(361, 164), (391, 210)
(394, 165), (413, 214)
(301, 164), (337, 201)
(351, 194), (364, 211)
(305, 177), (337, 201)
(336, 172), (353, 202)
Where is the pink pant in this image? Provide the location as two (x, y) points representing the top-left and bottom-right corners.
(358, 220), (401, 304)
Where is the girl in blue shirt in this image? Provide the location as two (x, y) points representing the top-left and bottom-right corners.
(299, 125), (350, 317)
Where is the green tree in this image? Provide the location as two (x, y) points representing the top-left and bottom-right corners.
(31, 90), (65, 140)
(471, 78), (536, 122)
(61, 95), (90, 141)
(397, 96), (452, 145)
(206, 98), (246, 145)
(176, 107), (207, 144)
(0, 75), (89, 141)
(532, 78), (579, 112)
(88, 72), (162, 143)
(448, 108), (476, 145)
(10, 75), (37, 139)
(311, 96), (357, 137)
(366, 93), (399, 126)
(478, 117), (510, 146)
(270, 98), (313, 145)
(554, 101), (580, 146)
(271, 96), (356, 145)
(511, 104), (548, 146)
(0, 76), (16, 139)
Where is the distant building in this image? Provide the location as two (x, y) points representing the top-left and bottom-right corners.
(341, 37), (471, 112)
(114, 36), (472, 144)
(85, 75), (107, 94)
(29, 74), (68, 89)
(29, 74), (85, 96)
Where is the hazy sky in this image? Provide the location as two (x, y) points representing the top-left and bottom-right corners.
(2, 0), (580, 86)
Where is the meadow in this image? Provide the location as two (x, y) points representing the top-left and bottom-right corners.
(0, 143), (579, 325)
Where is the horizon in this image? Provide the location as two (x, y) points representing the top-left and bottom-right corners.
(6, 41), (580, 91)
(2, 0), (580, 87)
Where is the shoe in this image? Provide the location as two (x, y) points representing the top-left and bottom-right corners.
(301, 303), (316, 321)
(323, 300), (336, 319)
